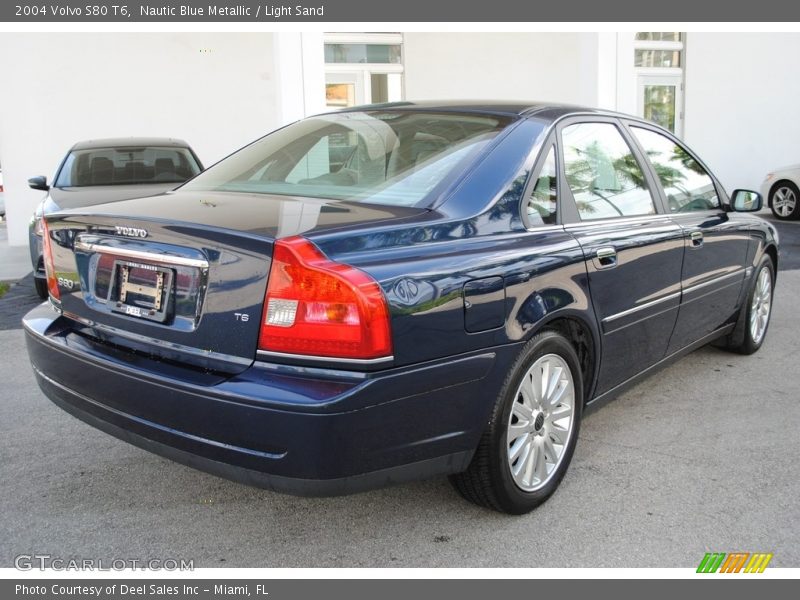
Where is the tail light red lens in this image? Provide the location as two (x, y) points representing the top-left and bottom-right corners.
(258, 236), (392, 360)
(41, 220), (60, 301)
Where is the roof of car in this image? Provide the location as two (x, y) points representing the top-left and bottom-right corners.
(334, 100), (628, 121)
(71, 137), (192, 150)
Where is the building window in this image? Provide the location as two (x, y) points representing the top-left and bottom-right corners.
(324, 43), (402, 64)
(635, 32), (682, 42)
(633, 33), (685, 135)
(323, 33), (404, 109)
(635, 49), (681, 68)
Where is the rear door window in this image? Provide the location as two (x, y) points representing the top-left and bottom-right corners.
(561, 122), (657, 220)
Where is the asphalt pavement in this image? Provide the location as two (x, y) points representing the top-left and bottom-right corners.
(1, 277), (798, 568)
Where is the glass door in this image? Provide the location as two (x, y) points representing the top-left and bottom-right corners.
(637, 75), (683, 135)
(325, 72), (364, 109)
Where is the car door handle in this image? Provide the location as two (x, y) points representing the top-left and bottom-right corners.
(689, 230), (704, 248)
(593, 247), (618, 270)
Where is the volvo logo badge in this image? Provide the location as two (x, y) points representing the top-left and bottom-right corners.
(115, 225), (148, 238)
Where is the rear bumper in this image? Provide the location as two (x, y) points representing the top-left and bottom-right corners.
(24, 304), (515, 495)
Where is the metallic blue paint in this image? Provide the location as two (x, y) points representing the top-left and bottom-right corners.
(24, 103), (779, 494)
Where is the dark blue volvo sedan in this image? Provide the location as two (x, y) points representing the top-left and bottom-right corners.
(24, 102), (778, 513)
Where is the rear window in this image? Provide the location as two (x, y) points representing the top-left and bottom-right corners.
(55, 146), (201, 187)
(181, 111), (513, 207)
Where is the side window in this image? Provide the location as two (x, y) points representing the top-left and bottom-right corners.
(527, 146), (558, 226)
(631, 126), (720, 213)
(561, 122), (656, 220)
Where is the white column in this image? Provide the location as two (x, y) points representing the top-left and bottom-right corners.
(595, 32), (619, 110)
(615, 32), (638, 115)
(272, 32), (305, 126)
(272, 32), (326, 126)
(300, 32), (326, 117)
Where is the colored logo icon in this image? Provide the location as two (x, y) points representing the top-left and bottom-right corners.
(697, 552), (773, 573)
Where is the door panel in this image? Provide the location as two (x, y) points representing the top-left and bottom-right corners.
(569, 218), (684, 393)
(624, 124), (751, 353)
(557, 119), (684, 394)
(667, 212), (749, 353)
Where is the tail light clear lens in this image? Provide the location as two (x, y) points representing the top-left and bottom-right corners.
(258, 236), (392, 360)
(41, 220), (60, 301)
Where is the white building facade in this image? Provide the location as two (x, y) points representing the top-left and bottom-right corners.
(1, 31), (798, 245)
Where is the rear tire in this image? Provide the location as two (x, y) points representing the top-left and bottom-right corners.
(450, 330), (583, 514)
(34, 277), (48, 300)
(724, 255), (774, 355)
(769, 181), (800, 220)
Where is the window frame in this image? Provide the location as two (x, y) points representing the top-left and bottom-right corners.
(519, 134), (564, 230)
(553, 116), (669, 225)
(621, 118), (729, 215)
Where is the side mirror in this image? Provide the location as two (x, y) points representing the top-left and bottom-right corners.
(731, 189), (762, 212)
(28, 176), (49, 192)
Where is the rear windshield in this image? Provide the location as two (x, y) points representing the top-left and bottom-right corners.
(181, 111), (513, 207)
(55, 146), (201, 187)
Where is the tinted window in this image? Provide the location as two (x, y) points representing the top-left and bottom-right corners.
(527, 146), (557, 226)
(631, 127), (720, 212)
(561, 122), (656, 220)
(56, 147), (201, 187)
(182, 111), (513, 208)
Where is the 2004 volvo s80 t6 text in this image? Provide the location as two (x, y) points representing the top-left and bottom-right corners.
(24, 102), (778, 514)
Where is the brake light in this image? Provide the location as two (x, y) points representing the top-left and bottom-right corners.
(258, 236), (392, 360)
(41, 220), (60, 301)
(0, 184), (4, 193)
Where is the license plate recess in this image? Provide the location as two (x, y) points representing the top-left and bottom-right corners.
(108, 260), (173, 323)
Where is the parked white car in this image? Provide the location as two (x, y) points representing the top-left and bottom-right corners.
(761, 164), (800, 220)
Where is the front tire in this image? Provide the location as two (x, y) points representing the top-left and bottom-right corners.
(725, 255), (774, 355)
(769, 182), (800, 220)
(450, 330), (583, 514)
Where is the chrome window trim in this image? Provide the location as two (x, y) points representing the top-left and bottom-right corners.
(521, 224), (566, 233)
(563, 213), (675, 229)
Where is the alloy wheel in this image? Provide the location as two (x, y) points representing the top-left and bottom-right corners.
(506, 353), (575, 492)
(749, 267), (772, 345)
(773, 187), (797, 217)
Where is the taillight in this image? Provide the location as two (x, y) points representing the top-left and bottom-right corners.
(0, 184), (4, 193)
(41, 220), (60, 301)
(258, 236), (392, 361)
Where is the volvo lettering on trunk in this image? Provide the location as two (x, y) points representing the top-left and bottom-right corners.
(115, 225), (148, 238)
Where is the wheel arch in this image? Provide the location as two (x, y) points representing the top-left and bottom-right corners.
(524, 312), (600, 405)
(764, 243), (779, 281)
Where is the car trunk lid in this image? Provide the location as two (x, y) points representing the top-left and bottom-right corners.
(43, 193), (426, 375)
